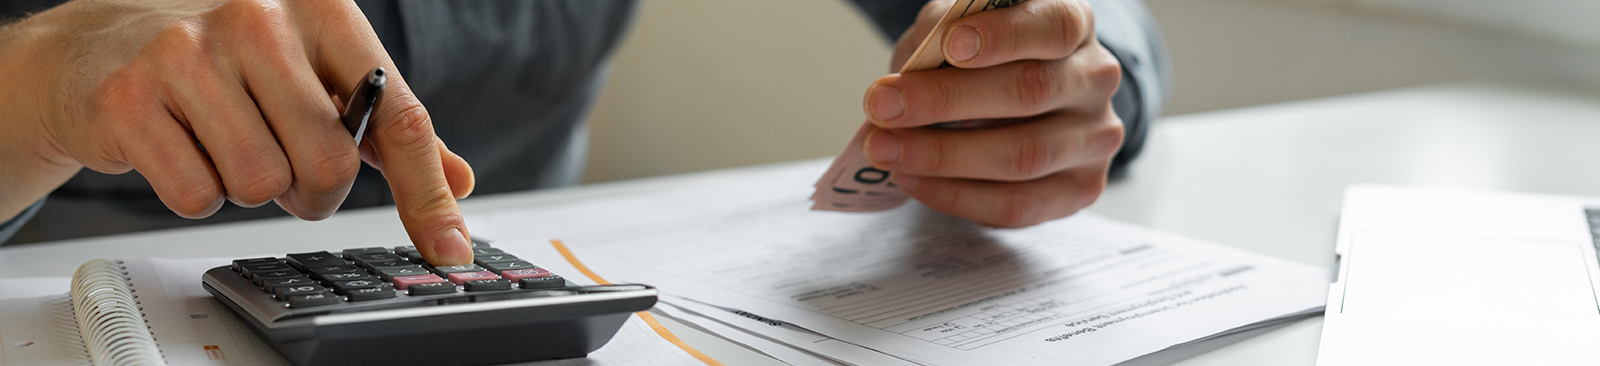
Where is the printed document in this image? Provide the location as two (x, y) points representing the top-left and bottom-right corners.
(474, 163), (1329, 366)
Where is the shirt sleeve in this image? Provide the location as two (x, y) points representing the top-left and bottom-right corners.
(846, 0), (1173, 174)
(0, 198), (43, 244)
(1086, 0), (1172, 175)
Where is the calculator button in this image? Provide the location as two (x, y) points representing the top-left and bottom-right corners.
(285, 251), (343, 270)
(399, 251), (427, 264)
(464, 279), (512, 292)
(483, 261), (537, 274)
(308, 264), (363, 280)
(361, 260), (415, 271)
(431, 264), (486, 277)
(519, 276), (566, 289)
(448, 271), (500, 285)
(330, 280), (384, 295)
(499, 268), (554, 282)
(241, 263), (294, 278)
(318, 272), (375, 283)
(392, 274), (446, 290)
(341, 247), (389, 260)
(407, 281), (457, 296)
(346, 286), (396, 301)
(470, 239), (492, 248)
(470, 247), (504, 256)
(380, 266), (433, 281)
(251, 270), (304, 285)
(394, 246), (423, 261)
(262, 277), (316, 293)
(351, 252), (404, 264)
(287, 293), (339, 308)
(233, 257), (280, 272)
(473, 254), (520, 267)
(274, 284), (328, 300)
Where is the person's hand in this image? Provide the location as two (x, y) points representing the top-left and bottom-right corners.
(862, 0), (1124, 227)
(0, 0), (476, 264)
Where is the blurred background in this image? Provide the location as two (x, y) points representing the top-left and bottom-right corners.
(580, 0), (1600, 183)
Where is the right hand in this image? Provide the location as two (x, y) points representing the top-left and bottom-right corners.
(0, 0), (477, 264)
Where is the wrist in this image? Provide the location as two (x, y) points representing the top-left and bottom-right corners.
(0, 13), (81, 221)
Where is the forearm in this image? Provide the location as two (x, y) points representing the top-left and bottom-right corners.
(0, 10), (82, 222)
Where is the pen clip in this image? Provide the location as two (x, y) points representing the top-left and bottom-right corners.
(341, 67), (387, 145)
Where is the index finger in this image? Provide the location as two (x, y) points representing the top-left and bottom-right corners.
(308, 1), (474, 266)
(943, 0), (1095, 69)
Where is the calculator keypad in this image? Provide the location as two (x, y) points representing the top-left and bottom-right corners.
(228, 242), (566, 308)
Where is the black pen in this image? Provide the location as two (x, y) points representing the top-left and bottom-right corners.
(340, 67), (386, 145)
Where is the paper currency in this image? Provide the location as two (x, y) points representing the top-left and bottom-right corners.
(811, 0), (1025, 212)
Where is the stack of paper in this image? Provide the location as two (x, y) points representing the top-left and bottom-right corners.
(471, 162), (1329, 366)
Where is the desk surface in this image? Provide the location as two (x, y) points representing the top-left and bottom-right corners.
(7, 83), (1600, 365)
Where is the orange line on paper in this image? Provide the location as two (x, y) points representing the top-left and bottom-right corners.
(550, 239), (724, 366)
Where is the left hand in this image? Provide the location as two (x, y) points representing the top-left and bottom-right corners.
(862, 0), (1124, 228)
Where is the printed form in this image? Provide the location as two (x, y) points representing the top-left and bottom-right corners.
(474, 165), (1328, 366)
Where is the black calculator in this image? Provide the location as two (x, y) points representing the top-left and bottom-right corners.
(202, 240), (657, 366)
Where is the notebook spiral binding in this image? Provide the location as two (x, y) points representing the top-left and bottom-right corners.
(70, 259), (165, 366)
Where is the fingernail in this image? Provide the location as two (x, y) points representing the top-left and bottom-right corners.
(893, 174), (920, 190)
(433, 228), (473, 265)
(867, 83), (904, 121)
(947, 26), (981, 62)
(866, 129), (902, 164)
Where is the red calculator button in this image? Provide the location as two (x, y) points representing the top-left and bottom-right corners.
(448, 271), (500, 285)
(392, 274), (444, 290)
(499, 268), (553, 282)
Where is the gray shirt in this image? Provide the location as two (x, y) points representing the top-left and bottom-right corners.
(0, 0), (1169, 244)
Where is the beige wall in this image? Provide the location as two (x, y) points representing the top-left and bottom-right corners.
(582, 0), (1600, 183)
(1150, 0), (1599, 115)
(581, 1), (890, 183)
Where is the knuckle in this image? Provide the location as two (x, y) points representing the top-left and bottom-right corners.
(1091, 116), (1126, 157)
(297, 147), (362, 193)
(908, 132), (950, 173)
(151, 19), (209, 70)
(1085, 50), (1122, 97)
(378, 101), (437, 154)
(923, 77), (958, 121)
(995, 13), (1026, 58)
(926, 180), (961, 214)
(1010, 132), (1056, 180)
(1013, 61), (1061, 113)
(233, 167), (292, 203)
(166, 181), (222, 217)
(1058, 0), (1094, 45)
(401, 192), (460, 227)
(217, 0), (295, 55)
(993, 195), (1040, 228)
(89, 72), (149, 117)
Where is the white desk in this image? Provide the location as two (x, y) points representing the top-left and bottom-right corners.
(6, 83), (1600, 365)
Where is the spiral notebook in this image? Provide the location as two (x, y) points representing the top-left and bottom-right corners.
(0, 255), (709, 366)
(0, 258), (292, 366)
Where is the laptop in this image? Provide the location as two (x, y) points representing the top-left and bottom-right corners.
(1318, 185), (1600, 365)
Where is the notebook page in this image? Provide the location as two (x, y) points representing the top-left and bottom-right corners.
(0, 292), (89, 366)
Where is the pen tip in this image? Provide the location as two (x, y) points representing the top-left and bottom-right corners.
(368, 67), (387, 88)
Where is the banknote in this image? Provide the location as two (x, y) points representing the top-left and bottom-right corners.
(811, 0), (1026, 212)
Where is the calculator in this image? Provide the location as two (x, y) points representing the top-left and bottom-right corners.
(201, 240), (657, 366)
